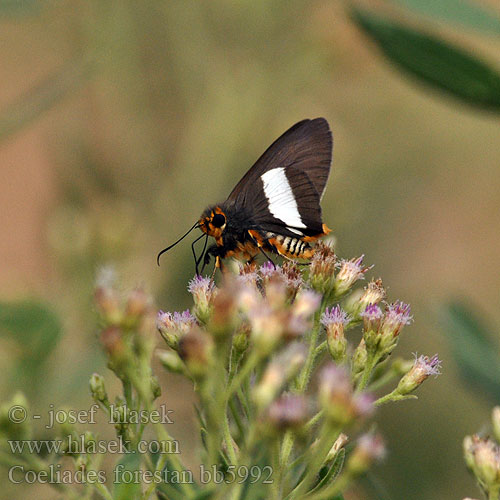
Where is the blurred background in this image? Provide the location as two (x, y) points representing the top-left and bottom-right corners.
(1, 0), (500, 498)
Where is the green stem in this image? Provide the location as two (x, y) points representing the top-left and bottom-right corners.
(296, 307), (324, 392)
(315, 340), (327, 356)
(229, 397), (245, 437)
(288, 423), (340, 499)
(142, 452), (170, 500)
(488, 486), (500, 500)
(356, 353), (379, 392)
(222, 411), (238, 464)
(374, 391), (417, 406)
(366, 368), (399, 392)
(226, 351), (261, 399)
(304, 410), (324, 432)
(94, 482), (114, 500)
(302, 472), (350, 500)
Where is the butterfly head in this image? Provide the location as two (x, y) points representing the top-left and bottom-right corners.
(199, 206), (227, 239)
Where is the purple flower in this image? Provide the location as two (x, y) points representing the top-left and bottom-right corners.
(319, 364), (374, 424)
(237, 263), (260, 287)
(267, 394), (309, 430)
(335, 255), (372, 295)
(353, 433), (386, 464)
(321, 305), (350, 328)
(360, 304), (383, 333)
(309, 242), (337, 293)
(188, 275), (216, 320)
(413, 353), (441, 377)
(260, 261), (279, 279)
(188, 275), (215, 298)
(156, 309), (196, 349)
(395, 353), (442, 395)
(382, 301), (412, 338)
(293, 290), (321, 318)
(359, 279), (386, 309)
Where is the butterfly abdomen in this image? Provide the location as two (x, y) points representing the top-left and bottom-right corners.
(266, 233), (314, 260)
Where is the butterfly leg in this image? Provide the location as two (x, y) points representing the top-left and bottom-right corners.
(202, 244), (226, 276)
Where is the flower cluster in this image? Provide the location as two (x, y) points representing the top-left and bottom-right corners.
(151, 246), (440, 499)
(0, 244), (441, 500)
(464, 407), (500, 499)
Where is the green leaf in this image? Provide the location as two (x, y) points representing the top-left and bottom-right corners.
(113, 452), (142, 500)
(0, 299), (62, 365)
(312, 449), (345, 493)
(351, 7), (500, 111)
(441, 301), (500, 401)
(391, 0), (500, 36)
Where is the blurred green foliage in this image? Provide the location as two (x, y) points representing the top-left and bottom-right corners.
(392, 0), (500, 35)
(0, 300), (61, 396)
(352, 6), (500, 110)
(441, 301), (500, 403)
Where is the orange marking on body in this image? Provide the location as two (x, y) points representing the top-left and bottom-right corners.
(248, 229), (264, 246)
(268, 236), (316, 260)
(322, 223), (332, 234)
(225, 241), (259, 261)
(302, 223), (333, 242)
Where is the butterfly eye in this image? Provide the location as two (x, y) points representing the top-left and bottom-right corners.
(212, 213), (226, 228)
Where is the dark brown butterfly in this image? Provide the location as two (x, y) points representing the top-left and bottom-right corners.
(157, 118), (333, 274)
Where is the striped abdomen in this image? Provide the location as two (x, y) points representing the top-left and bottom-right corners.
(267, 233), (314, 260)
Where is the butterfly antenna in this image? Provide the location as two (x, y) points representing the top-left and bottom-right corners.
(157, 221), (200, 266)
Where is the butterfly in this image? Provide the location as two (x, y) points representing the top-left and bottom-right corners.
(157, 118), (333, 275)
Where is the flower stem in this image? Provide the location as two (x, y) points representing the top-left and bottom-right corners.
(356, 353), (379, 392)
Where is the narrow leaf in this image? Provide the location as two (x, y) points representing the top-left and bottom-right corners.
(392, 0), (500, 36)
(441, 300), (500, 401)
(311, 448), (346, 493)
(352, 8), (500, 111)
(113, 452), (141, 500)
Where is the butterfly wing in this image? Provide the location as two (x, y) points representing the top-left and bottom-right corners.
(226, 118), (332, 238)
(227, 118), (332, 205)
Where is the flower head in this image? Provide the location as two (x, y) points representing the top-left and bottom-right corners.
(237, 262), (259, 287)
(265, 393), (309, 431)
(253, 343), (307, 409)
(381, 301), (412, 337)
(334, 255), (372, 296)
(293, 289), (321, 319)
(188, 275), (216, 322)
(178, 326), (214, 378)
(321, 305), (350, 328)
(94, 267), (121, 324)
(319, 364), (374, 425)
(280, 261), (304, 296)
(259, 260), (278, 279)
(321, 305), (350, 362)
(360, 304), (383, 334)
(464, 435), (500, 491)
(125, 287), (151, 324)
(395, 353), (441, 395)
(156, 309), (196, 349)
(358, 279), (385, 310)
(309, 242), (337, 295)
(248, 304), (285, 354)
(347, 433), (386, 477)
